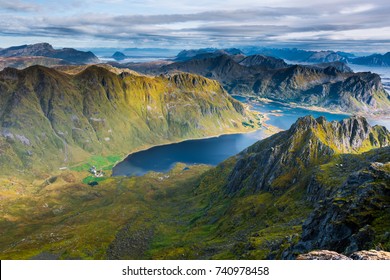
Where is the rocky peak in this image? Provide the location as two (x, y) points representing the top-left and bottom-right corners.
(0, 43), (54, 57)
(225, 116), (390, 194)
(291, 115), (389, 153)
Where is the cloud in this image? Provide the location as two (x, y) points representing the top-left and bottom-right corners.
(340, 4), (376, 15)
(0, 0), (40, 12)
(0, 0), (389, 52)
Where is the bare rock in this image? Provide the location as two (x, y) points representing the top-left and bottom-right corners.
(297, 250), (351, 260)
(350, 250), (390, 260)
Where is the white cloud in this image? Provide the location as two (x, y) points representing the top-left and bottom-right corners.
(340, 4), (376, 14)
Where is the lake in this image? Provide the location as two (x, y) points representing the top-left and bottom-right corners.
(112, 129), (267, 176)
(112, 99), (349, 176)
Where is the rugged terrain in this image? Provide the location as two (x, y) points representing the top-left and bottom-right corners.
(128, 54), (390, 114)
(0, 64), (260, 176)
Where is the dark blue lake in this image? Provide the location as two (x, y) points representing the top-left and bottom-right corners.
(112, 129), (267, 176)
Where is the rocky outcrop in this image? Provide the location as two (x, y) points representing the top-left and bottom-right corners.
(350, 250), (390, 260)
(290, 148), (390, 254)
(297, 250), (390, 260)
(297, 250), (351, 260)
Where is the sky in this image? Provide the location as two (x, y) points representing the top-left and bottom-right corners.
(0, 0), (389, 53)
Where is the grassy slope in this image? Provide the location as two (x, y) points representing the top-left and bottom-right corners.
(0, 158), (311, 260)
(0, 164), (211, 259)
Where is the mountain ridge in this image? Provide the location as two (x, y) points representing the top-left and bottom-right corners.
(129, 54), (390, 114)
(0, 64), (259, 175)
(352, 52), (390, 66)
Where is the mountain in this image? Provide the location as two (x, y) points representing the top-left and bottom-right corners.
(111, 51), (127, 61)
(226, 116), (389, 194)
(134, 55), (390, 114)
(309, 61), (353, 73)
(240, 47), (354, 63)
(352, 52), (390, 66)
(0, 43), (99, 64)
(215, 116), (390, 259)
(238, 54), (288, 69)
(0, 65), (259, 175)
(175, 48), (244, 61)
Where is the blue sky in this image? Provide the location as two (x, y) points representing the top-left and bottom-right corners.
(0, 0), (389, 53)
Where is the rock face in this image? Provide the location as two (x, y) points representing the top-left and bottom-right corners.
(131, 54), (390, 114)
(350, 250), (390, 260)
(0, 65), (258, 174)
(352, 52), (390, 67)
(0, 43), (99, 64)
(297, 250), (351, 260)
(297, 250), (390, 260)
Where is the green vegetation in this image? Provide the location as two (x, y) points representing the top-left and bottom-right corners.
(71, 155), (122, 172)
